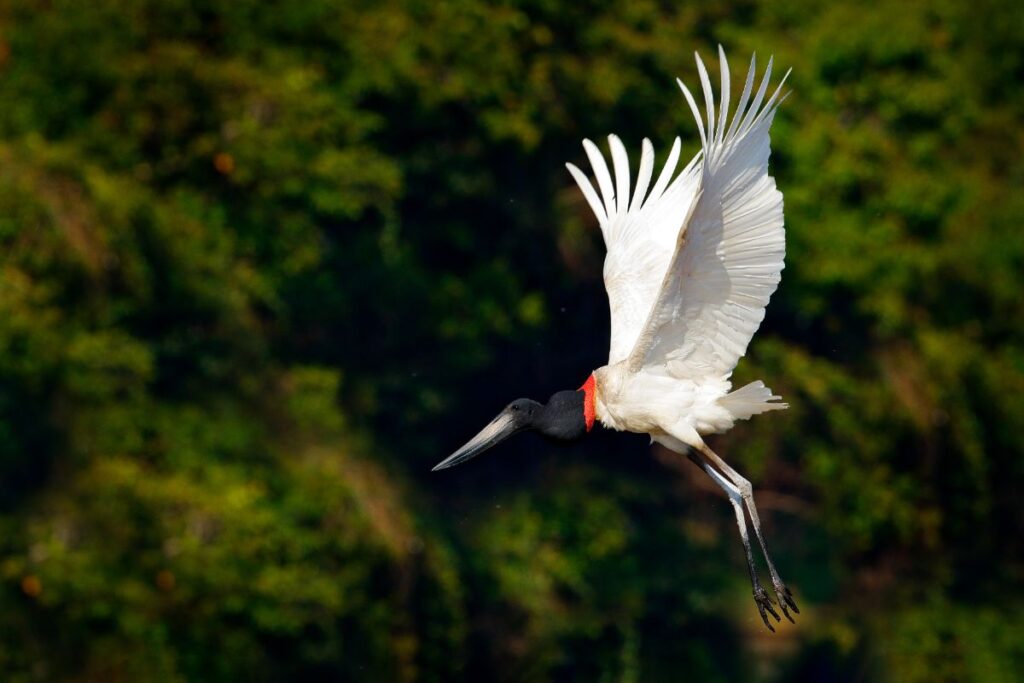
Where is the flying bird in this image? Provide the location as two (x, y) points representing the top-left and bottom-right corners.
(433, 47), (797, 630)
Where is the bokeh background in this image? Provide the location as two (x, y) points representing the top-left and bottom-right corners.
(1, 0), (1022, 680)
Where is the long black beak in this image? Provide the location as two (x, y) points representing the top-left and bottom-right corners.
(432, 409), (523, 471)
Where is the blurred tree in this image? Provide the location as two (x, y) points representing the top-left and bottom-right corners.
(0, 0), (1022, 680)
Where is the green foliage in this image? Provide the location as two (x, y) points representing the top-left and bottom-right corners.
(0, 0), (1022, 680)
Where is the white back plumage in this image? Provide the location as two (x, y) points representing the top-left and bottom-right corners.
(567, 47), (789, 380)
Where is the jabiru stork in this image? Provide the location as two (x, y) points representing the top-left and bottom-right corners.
(433, 47), (798, 630)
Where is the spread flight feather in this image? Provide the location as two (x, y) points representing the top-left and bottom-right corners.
(567, 47), (790, 389)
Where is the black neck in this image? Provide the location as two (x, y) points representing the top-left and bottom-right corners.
(533, 390), (587, 441)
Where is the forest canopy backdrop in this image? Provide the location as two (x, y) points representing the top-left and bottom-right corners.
(0, 0), (1022, 681)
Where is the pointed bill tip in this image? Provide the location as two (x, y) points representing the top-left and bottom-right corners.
(430, 448), (474, 472)
(430, 451), (470, 472)
(432, 410), (521, 473)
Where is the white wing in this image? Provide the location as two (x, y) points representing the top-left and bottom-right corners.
(626, 48), (790, 380)
(566, 134), (702, 365)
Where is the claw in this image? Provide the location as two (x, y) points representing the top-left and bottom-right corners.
(757, 605), (776, 632)
(786, 594), (800, 614)
(786, 595), (800, 614)
(753, 586), (781, 631)
(773, 581), (800, 618)
(774, 588), (794, 623)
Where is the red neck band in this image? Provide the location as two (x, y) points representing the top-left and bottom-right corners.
(578, 374), (596, 432)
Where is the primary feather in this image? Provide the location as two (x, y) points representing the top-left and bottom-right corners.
(566, 136), (701, 366)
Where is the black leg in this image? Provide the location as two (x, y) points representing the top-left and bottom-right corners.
(695, 443), (799, 619)
(686, 450), (781, 631)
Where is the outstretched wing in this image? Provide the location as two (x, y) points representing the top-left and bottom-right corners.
(626, 48), (790, 380)
(566, 135), (702, 365)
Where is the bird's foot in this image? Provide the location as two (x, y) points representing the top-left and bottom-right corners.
(752, 585), (781, 632)
(772, 580), (799, 623)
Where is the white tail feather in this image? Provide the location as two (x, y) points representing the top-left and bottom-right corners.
(719, 380), (787, 421)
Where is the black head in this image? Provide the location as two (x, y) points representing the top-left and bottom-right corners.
(432, 389), (590, 471)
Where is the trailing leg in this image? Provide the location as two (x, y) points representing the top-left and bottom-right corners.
(685, 450), (781, 631)
(695, 442), (800, 620)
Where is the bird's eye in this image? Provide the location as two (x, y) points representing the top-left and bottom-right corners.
(511, 404), (519, 412)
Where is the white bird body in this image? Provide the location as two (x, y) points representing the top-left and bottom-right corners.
(570, 48), (790, 455)
(571, 47), (800, 628)
(593, 365), (735, 437)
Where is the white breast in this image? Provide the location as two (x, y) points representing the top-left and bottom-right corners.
(594, 364), (735, 436)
